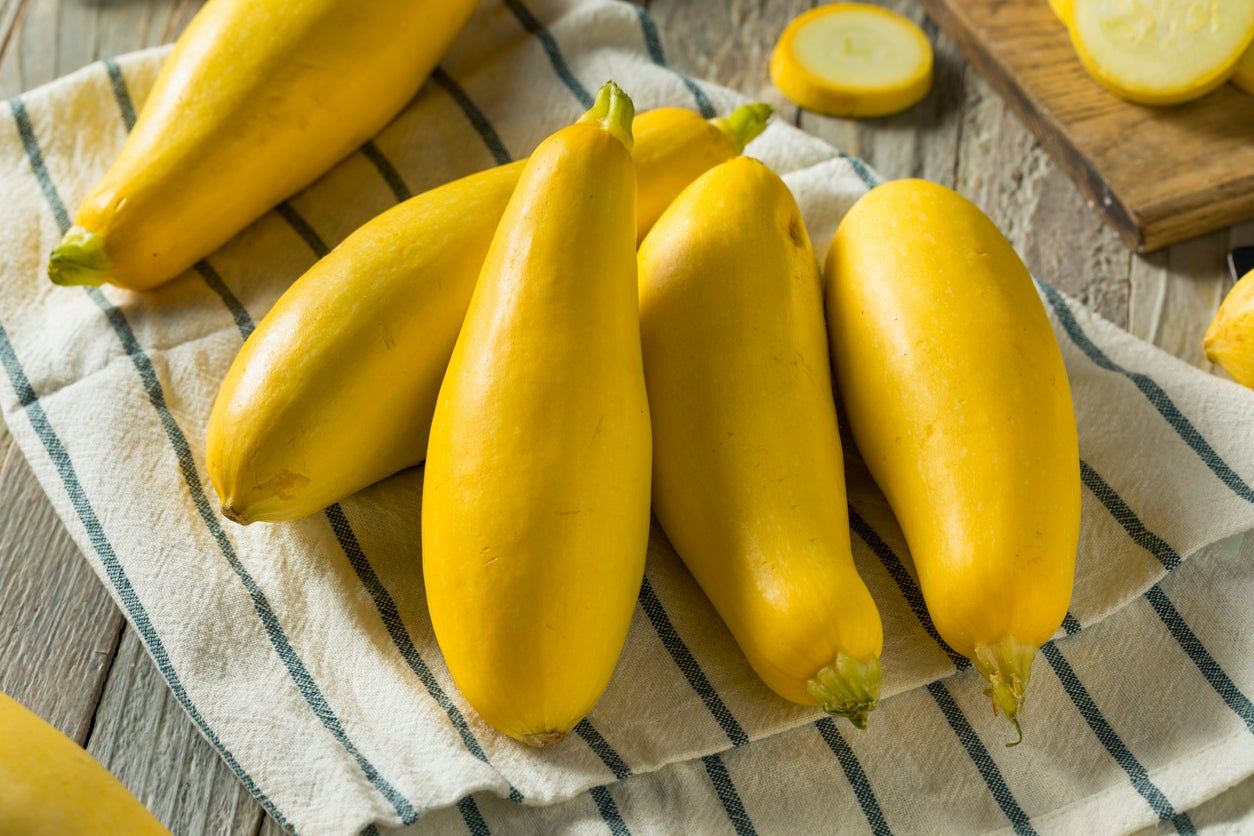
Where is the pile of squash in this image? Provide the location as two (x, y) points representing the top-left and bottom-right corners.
(42, 0), (1085, 749)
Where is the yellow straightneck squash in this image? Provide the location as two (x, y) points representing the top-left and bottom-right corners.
(422, 82), (650, 746)
(206, 104), (771, 525)
(1203, 268), (1254, 388)
(0, 691), (169, 835)
(47, 0), (477, 291)
(823, 179), (1080, 739)
(639, 157), (883, 727)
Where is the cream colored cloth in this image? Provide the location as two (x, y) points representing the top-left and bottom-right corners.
(1, 1), (1251, 833)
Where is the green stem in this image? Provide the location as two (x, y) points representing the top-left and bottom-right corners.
(972, 636), (1037, 747)
(578, 80), (635, 150)
(711, 103), (774, 154)
(47, 225), (112, 287)
(806, 651), (882, 730)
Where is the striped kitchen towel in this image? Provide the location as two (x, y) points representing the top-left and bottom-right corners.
(1, 0), (1251, 833)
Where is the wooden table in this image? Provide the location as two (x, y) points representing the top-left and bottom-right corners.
(0, 1), (1248, 832)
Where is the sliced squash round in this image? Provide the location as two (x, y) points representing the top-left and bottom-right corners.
(1070, 0), (1254, 105)
(770, 4), (933, 118)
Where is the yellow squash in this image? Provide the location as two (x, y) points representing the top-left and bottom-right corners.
(0, 691), (168, 835)
(48, 0), (477, 291)
(639, 158), (883, 727)
(207, 104), (770, 524)
(823, 179), (1080, 738)
(422, 83), (650, 746)
(1204, 268), (1254, 388)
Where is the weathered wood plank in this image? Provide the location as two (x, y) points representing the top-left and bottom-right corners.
(87, 628), (264, 836)
(0, 442), (125, 741)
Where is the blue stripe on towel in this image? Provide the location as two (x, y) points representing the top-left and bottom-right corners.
(11, 94), (420, 826)
(638, 578), (749, 747)
(0, 314), (294, 832)
(630, 5), (716, 118)
(926, 682), (1036, 835)
(501, 0), (594, 108)
(701, 755), (757, 836)
(1080, 461), (1254, 733)
(589, 785), (631, 836)
(814, 718), (892, 835)
(1040, 281), (1253, 505)
(431, 67), (512, 166)
(1040, 644), (1196, 834)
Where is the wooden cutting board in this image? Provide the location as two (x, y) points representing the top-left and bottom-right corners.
(918, 0), (1254, 252)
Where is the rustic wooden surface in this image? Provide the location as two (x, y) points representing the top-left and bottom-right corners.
(918, 0), (1254, 253)
(0, 1), (1248, 833)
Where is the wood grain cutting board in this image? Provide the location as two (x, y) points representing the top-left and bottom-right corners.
(918, 0), (1254, 252)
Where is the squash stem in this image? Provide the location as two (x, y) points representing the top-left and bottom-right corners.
(711, 103), (774, 154)
(578, 80), (635, 151)
(806, 651), (882, 730)
(48, 225), (112, 287)
(973, 636), (1037, 747)
(521, 730), (568, 748)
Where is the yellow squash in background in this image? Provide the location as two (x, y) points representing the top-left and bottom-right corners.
(47, 0), (477, 291)
(207, 104), (770, 524)
(1204, 268), (1254, 389)
(639, 158), (883, 727)
(824, 179), (1080, 739)
(422, 83), (650, 746)
(0, 692), (168, 835)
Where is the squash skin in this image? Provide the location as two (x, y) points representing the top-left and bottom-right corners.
(0, 692), (169, 835)
(823, 179), (1080, 732)
(49, 0), (477, 291)
(206, 107), (759, 524)
(639, 158), (882, 725)
(421, 88), (649, 745)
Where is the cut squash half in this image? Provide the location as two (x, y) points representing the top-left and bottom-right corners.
(1070, 0), (1254, 105)
(770, 4), (933, 118)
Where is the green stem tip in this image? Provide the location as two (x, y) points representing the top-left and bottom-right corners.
(806, 651), (882, 730)
(48, 225), (111, 288)
(712, 102), (774, 154)
(973, 636), (1037, 747)
(579, 80), (635, 151)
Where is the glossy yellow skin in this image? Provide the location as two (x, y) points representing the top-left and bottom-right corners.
(422, 95), (650, 745)
(0, 692), (169, 835)
(1204, 268), (1254, 389)
(207, 108), (746, 524)
(824, 180), (1080, 728)
(60, 0), (475, 290)
(639, 158), (883, 722)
